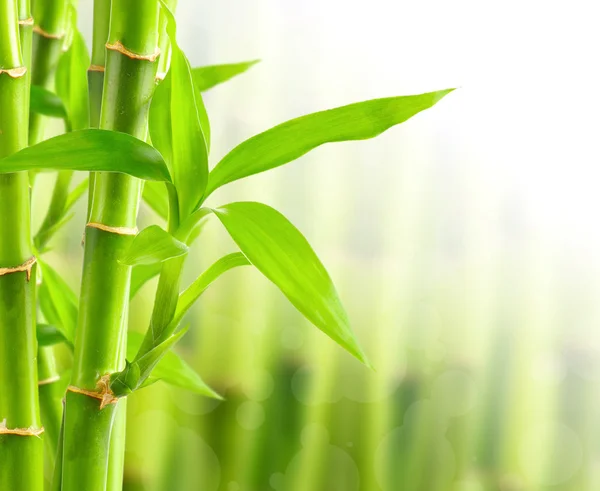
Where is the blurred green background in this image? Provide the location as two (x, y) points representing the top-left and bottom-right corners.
(33, 0), (600, 489)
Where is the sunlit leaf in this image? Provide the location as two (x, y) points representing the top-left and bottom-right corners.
(151, 1), (209, 220)
(120, 225), (188, 266)
(130, 263), (162, 300)
(142, 181), (169, 221)
(191, 60), (259, 92)
(213, 202), (370, 365)
(204, 89), (454, 200)
(0, 130), (171, 181)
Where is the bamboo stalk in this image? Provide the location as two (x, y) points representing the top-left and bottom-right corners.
(60, 2), (160, 489)
(0, 1), (43, 490)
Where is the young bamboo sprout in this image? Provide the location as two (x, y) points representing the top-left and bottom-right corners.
(0, 1), (43, 490)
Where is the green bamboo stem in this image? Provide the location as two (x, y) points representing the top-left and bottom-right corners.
(60, 3), (160, 490)
(37, 346), (62, 464)
(29, 0), (68, 144)
(0, 2), (43, 490)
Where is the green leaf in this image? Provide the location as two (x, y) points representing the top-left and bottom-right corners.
(0, 129), (171, 181)
(191, 60), (259, 92)
(55, 25), (90, 131)
(213, 202), (370, 366)
(120, 225), (188, 266)
(172, 252), (251, 328)
(130, 263), (162, 300)
(111, 327), (189, 396)
(151, 1), (209, 220)
(38, 260), (78, 343)
(204, 89), (454, 200)
(37, 324), (71, 348)
(142, 181), (169, 221)
(126, 331), (222, 398)
(30, 85), (67, 120)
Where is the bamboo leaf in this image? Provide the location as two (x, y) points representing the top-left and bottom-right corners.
(130, 263), (163, 299)
(204, 89), (454, 200)
(172, 252), (251, 328)
(120, 225), (188, 266)
(30, 85), (67, 120)
(142, 181), (169, 220)
(191, 60), (259, 92)
(0, 130), (171, 181)
(37, 324), (71, 348)
(213, 202), (370, 366)
(38, 261), (78, 343)
(126, 331), (222, 398)
(55, 25), (90, 131)
(151, 1), (209, 220)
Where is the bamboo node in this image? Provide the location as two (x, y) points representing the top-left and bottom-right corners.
(18, 17), (34, 26)
(38, 375), (61, 386)
(0, 66), (28, 79)
(106, 41), (160, 62)
(0, 419), (44, 438)
(0, 256), (37, 281)
(88, 64), (105, 72)
(87, 222), (138, 236)
(67, 374), (119, 410)
(33, 25), (65, 40)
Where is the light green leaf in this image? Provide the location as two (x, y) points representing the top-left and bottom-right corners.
(130, 263), (163, 300)
(120, 225), (188, 266)
(191, 60), (259, 92)
(213, 202), (370, 366)
(55, 25), (90, 131)
(30, 85), (67, 120)
(151, 1), (209, 220)
(0, 129), (171, 181)
(204, 89), (454, 200)
(38, 260), (78, 343)
(142, 181), (169, 221)
(126, 331), (222, 398)
(37, 324), (71, 348)
(172, 252), (251, 328)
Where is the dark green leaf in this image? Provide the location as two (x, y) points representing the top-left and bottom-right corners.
(204, 89), (454, 199)
(151, 2), (209, 220)
(126, 331), (222, 398)
(55, 26), (90, 131)
(130, 263), (163, 300)
(0, 130), (171, 181)
(30, 85), (67, 120)
(142, 181), (169, 220)
(191, 60), (259, 92)
(120, 225), (188, 266)
(173, 252), (251, 328)
(38, 260), (78, 343)
(213, 202), (370, 366)
(37, 324), (71, 347)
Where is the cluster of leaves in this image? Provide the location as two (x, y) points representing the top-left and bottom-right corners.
(6, 2), (452, 401)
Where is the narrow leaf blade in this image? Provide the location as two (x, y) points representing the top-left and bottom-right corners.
(120, 225), (188, 266)
(38, 261), (78, 343)
(213, 202), (370, 365)
(30, 85), (67, 120)
(191, 60), (259, 92)
(205, 89), (454, 198)
(0, 130), (171, 182)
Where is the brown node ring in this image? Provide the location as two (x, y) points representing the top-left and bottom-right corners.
(18, 17), (34, 26)
(0, 66), (27, 79)
(33, 25), (65, 40)
(0, 256), (37, 281)
(87, 222), (138, 236)
(67, 374), (119, 410)
(0, 419), (44, 438)
(38, 375), (61, 386)
(106, 41), (160, 62)
(88, 64), (105, 72)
